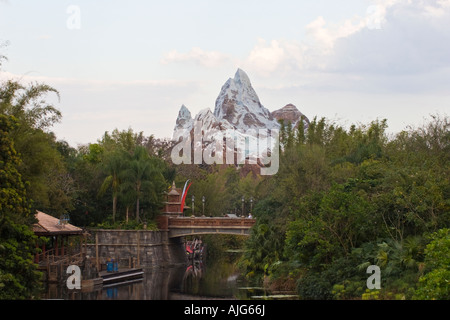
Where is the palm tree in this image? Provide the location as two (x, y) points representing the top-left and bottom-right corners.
(121, 146), (165, 222)
(119, 185), (135, 224)
(98, 151), (125, 222)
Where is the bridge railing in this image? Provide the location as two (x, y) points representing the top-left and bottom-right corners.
(167, 217), (256, 228)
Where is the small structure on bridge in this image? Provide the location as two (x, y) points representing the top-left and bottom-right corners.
(158, 182), (184, 230)
(161, 181), (184, 216)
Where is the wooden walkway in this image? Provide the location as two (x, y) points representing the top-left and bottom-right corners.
(37, 251), (84, 283)
(99, 268), (144, 286)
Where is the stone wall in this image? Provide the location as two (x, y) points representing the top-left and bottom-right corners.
(85, 230), (187, 270)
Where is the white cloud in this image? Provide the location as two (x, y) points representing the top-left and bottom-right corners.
(160, 1), (450, 83)
(240, 0), (450, 95)
(161, 47), (232, 68)
(240, 15), (365, 77)
(305, 15), (365, 52)
(244, 39), (291, 76)
(37, 34), (52, 41)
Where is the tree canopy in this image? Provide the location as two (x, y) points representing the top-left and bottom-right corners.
(0, 115), (42, 299)
(240, 115), (449, 300)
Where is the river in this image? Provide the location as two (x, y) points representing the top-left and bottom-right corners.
(41, 254), (276, 300)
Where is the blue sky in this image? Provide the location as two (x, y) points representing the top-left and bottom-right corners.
(1, 0), (449, 146)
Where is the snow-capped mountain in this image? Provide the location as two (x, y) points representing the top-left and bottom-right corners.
(173, 105), (193, 141)
(172, 68), (309, 142)
(170, 68), (310, 174)
(214, 68), (279, 132)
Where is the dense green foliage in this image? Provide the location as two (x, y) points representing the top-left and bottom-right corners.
(413, 228), (450, 300)
(0, 115), (42, 299)
(241, 115), (449, 300)
(59, 128), (174, 228)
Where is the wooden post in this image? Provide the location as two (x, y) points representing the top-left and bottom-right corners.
(82, 233), (86, 258)
(95, 232), (99, 271)
(137, 231), (140, 268)
(55, 236), (59, 256)
(61, 236), (65, 257)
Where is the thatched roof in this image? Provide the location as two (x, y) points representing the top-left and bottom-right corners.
(33, 211), (83, 236)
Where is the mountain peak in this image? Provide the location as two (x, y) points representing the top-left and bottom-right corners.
(172, 70), (309, 144)
(173, 104), (194, 141)
(195, 108), (214, 121)
(234, 68), (251, 86)
(272, 104), (310, 129)
(178, 104), (192, 119)
(214, 69), (278, 131)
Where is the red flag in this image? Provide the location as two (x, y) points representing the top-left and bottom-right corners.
(180, 181), (192, 212)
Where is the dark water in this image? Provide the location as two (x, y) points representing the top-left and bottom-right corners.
(41, 257), (270, 300)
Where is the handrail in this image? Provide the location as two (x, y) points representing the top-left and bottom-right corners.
(168, 217), (255, 228)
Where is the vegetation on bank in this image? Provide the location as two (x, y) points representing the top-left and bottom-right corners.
(1, 50), (448, 299)
(0, 115), (42, 299)
(241, 115), (449, 300)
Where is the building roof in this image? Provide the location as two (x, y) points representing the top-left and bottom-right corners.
(168, 188), (180, 196)
(168, 181), (180, 196)
(33, 211), (83, 236)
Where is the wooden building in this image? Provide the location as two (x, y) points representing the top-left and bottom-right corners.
(33, 211), (86, 282)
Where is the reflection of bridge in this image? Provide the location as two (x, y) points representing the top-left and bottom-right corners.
(158, 216), (256, 238)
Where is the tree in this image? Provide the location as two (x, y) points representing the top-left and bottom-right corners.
(0, 79), (61, 131)
(98, 150), (126, 223)
(414, 228), (450, 300)
(0, 115), (42, 299)
(121, 146), (165, 222)
(0, 77), (73, 216)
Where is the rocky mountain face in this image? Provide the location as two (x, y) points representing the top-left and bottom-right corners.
(173, 105), (193, 136)
(271, 103), (310, 129)
(172, 69), (309, 141)
(214, 68), (279, 131)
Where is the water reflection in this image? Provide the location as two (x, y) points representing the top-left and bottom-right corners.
(42, 258), (261, 300)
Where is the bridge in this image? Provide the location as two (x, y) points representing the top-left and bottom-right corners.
(157, 216), (256, 238)
(158, 181), (256, 238)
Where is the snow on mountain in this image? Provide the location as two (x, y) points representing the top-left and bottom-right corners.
(172, 104), (194, 141)
(172, 69), (309, 159)
(170, 69), (311, 174)
(193, 108), (233, 142)
(173, 68), (285, 142)
(214, 68), (279, 131)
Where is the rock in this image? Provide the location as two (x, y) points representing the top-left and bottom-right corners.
(214, 68), (279, 132)
(271, 104), (310, 129)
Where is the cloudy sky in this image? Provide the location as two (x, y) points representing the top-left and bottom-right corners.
(1, 0), (449, 146)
